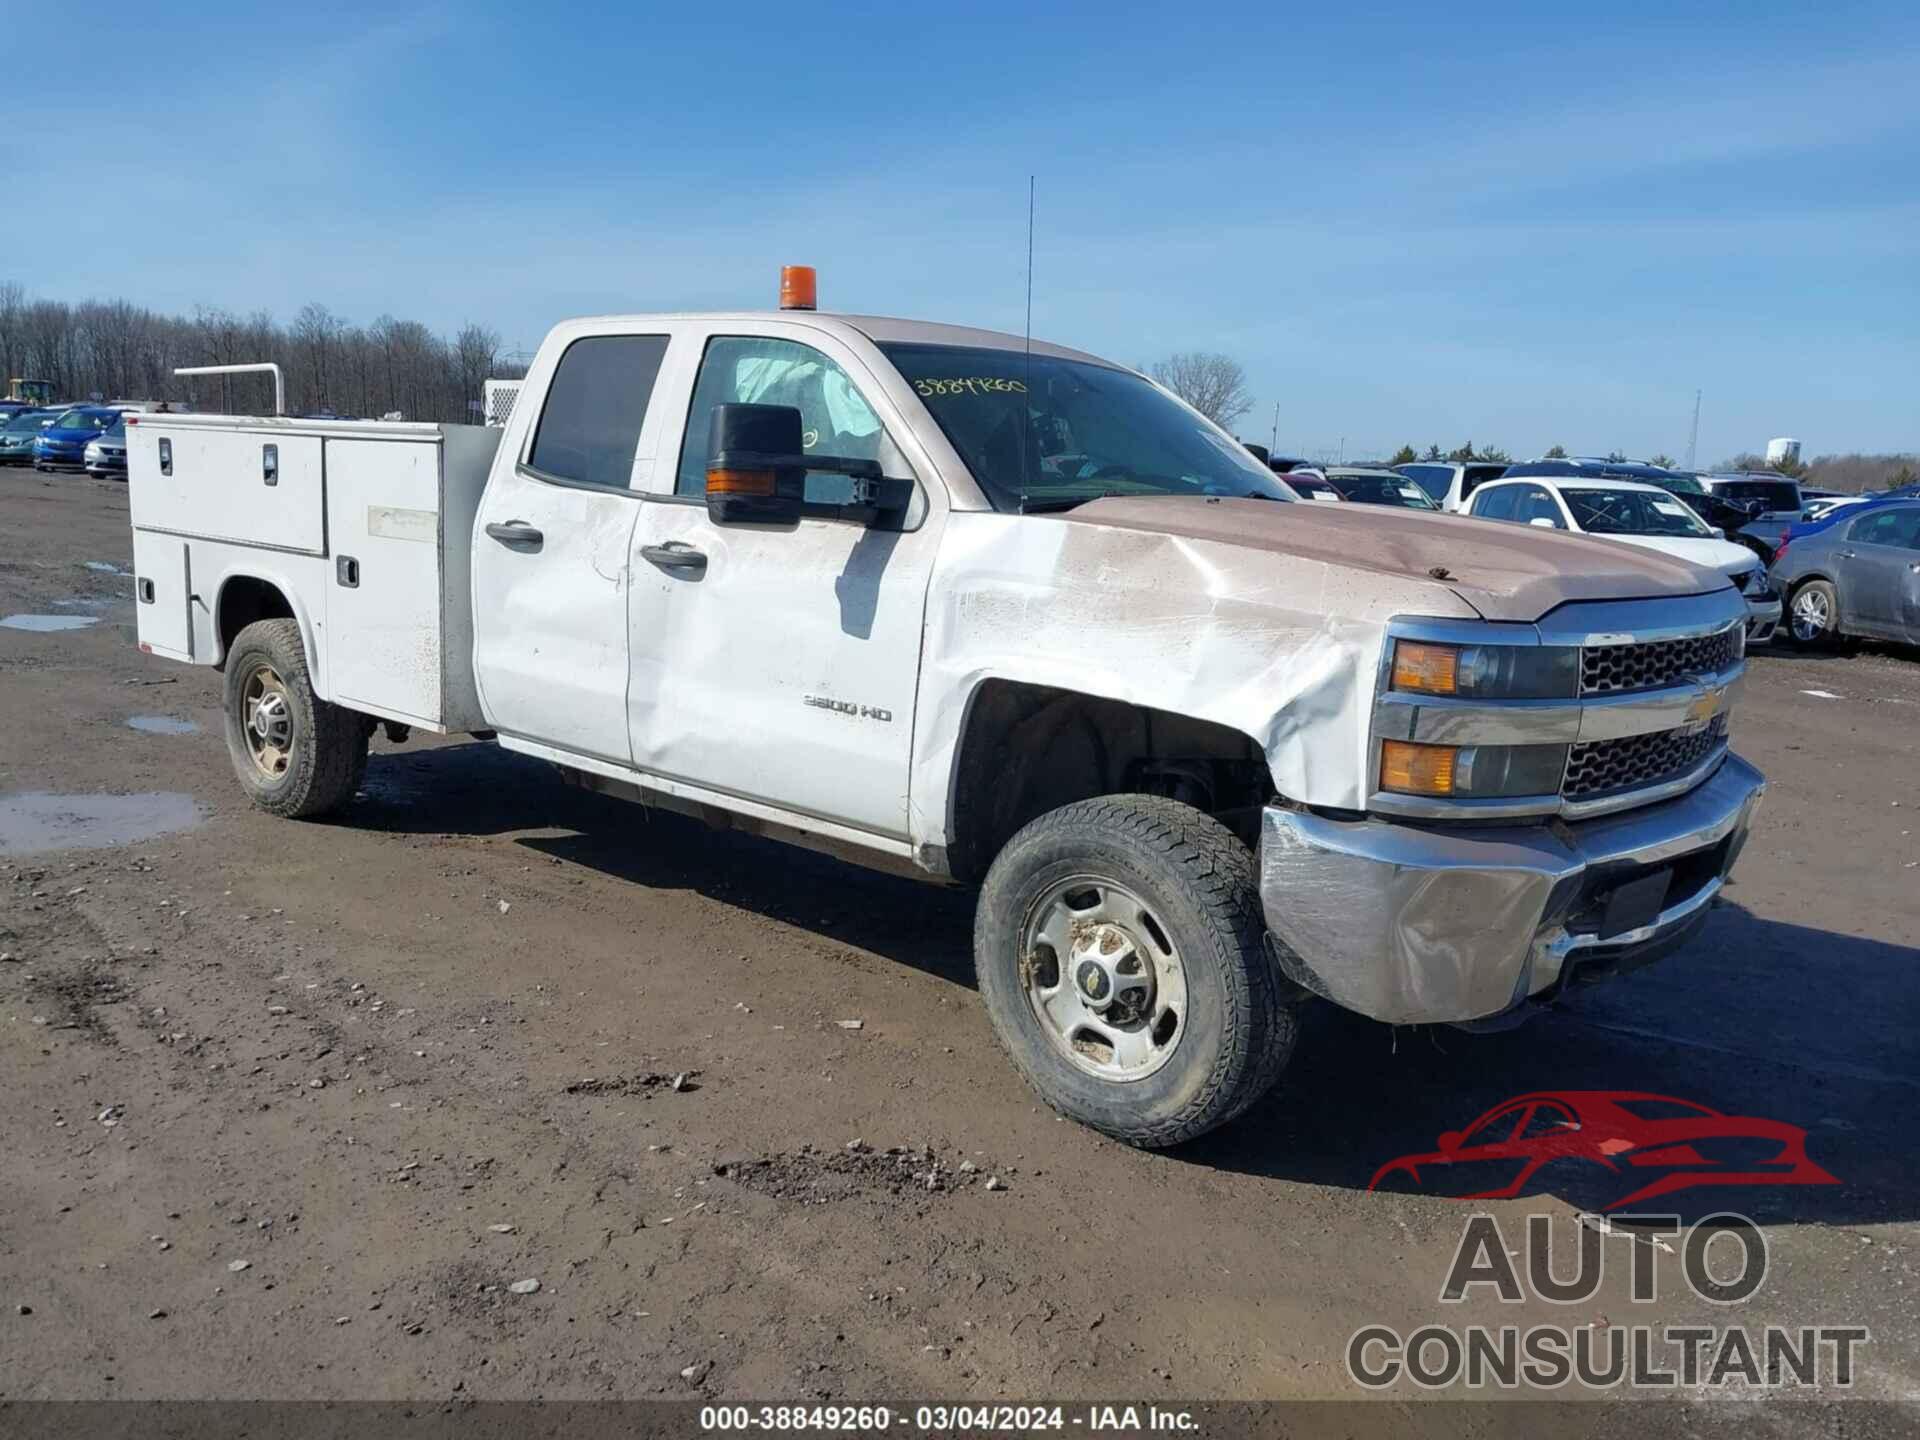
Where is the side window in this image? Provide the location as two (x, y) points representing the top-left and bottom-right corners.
(527, 334), (670, 489)
(1518, 486), (1565, 528)
(676, 336), (886, 503)
(1851, 512), (1899, 545)
(1472, 485), (1518, 521)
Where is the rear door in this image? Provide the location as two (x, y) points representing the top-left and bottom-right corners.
(625, 324), (941, 839)
(470, 330), (674, 764)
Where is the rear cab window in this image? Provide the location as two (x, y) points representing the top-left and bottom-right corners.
(527, 334), (671, 489)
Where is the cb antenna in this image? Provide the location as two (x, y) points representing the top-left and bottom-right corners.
(1016, 175), (1035, 503)
(1023, 174), (1035, 361)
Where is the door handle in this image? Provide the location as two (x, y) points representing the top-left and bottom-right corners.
(486, 520), (544, 548)
(642, 542), (707, 575)
(1838, 549), (1856, 559)
(1908, 562), (1920, 574)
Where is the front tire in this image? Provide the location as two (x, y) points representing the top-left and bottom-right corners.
(974, 795), (1295, 1148)
(222, 618), (369, 818)
(1787, 579), (1841, 649)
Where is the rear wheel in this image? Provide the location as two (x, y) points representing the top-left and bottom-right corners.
(974, 795), (1295, 1148)
(1787, 579), (1841, 648)
(222, 618), (368, 818)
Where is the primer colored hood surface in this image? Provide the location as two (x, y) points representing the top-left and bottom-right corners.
(1069, 496), (1732, 623)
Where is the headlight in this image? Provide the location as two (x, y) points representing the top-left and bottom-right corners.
(1389, 640), (1579, 699)
(1380, 739), (1568, 799)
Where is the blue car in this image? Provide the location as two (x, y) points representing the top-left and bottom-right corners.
(32, 405), (121, 472)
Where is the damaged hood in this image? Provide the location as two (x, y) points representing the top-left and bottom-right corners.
(1068, 496), (1733, 623)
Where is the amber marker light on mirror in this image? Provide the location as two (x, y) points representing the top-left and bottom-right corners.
(705, 467), (777, 496)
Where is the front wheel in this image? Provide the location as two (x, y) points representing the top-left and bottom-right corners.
(222, 618), (369, 818)
(974, 795), (1295, 1148)
(1787, 579), (1841, 648)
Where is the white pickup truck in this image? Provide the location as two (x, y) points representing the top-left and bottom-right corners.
(125, 277), (1765, 1146)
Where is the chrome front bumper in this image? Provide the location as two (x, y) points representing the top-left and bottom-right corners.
(1258, 753), (1765, 1026)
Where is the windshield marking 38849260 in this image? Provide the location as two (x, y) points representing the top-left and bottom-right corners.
(879, 342), (1293, 513)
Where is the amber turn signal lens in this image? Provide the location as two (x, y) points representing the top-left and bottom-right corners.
(779, 264), (817, 311)
(1391, 641), (1459, 695)
(706, 466), (776, 496)
(1380, 740), (1458, 796)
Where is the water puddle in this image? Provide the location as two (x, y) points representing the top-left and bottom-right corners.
(126, 715), (200, 736)
(2, 614), (99, 632)
(0, 792), (204, 856)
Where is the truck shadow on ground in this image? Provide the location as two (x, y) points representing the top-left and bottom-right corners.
(352, 741), (979, 987)
(353, 743), (1916, 1228)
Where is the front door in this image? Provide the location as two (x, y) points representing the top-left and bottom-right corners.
(470, 331), (671, 764)
(626, 328), (941, 840)
(1839, 507), (1920, 636)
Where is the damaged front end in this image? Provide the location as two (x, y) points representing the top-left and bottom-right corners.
(1256, 591), (1767, 1027)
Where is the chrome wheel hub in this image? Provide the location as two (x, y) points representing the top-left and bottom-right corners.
(241, 665), (295, 779)
(1021, 877), (1187, 1082)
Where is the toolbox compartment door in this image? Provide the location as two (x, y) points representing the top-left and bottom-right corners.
(323, 438), (445, 727)
(128, 424), (326, 555)
(131, 530), (194, 661)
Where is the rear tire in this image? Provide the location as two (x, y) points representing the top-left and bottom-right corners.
(222, 618), (368, 818)
(1786, 579), (1841, 649)
(974, 795), (1294, 1148)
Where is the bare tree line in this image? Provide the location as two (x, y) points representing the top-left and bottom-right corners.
(0, 282), (524, 423)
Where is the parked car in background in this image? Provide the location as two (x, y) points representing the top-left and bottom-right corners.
(1394, 460), (1510, 510)
(1697, 473), (1804, 523)
(1772, 500), (1920, 648)
(84, 414), (129, 479)
(1802, 495), (1872, 523)
(0, 407), (55, 464)
(1280, 468), (1344, 502)
(1465, 474), (1781, 641)
(33, 405), (122, 472)
(1323, 466), (1441, 510)
(1263, 455), (1314, 475)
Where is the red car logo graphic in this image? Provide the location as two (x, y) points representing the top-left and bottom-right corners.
(1368, 1091), (1838, 1211)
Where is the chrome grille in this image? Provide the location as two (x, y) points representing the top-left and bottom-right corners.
(1581, 628), (1739, 696)
(1564, 717), (1728, 801)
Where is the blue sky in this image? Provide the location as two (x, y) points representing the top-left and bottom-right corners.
(5, 0), (1915, 461)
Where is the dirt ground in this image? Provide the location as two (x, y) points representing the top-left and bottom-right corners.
(3, 468), (1918, 1422)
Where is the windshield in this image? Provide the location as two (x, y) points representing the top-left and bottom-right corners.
(1333, 474), (1437, 508)
(53, 408), (110, 432)
(103, 417), (126, 440)
(1564, 487), (1711, 537)
(1397, 465), (1450, 502)
(878, 343), (1292, 511)
(1652, 474), (1706, 494)
(1287, 475), (1341, 501)
(3, 411), (46, 434)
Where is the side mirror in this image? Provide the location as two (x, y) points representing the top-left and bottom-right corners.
(1710, 527), (1725, 539)
(1438, 1130), (1464, 1153)
(705, 403), (808, 526)
(1528, 516), (1558, 529)
(704, 402), (914, 527)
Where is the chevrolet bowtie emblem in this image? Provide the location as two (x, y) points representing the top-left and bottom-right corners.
(1682, 684), (1727, 733)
